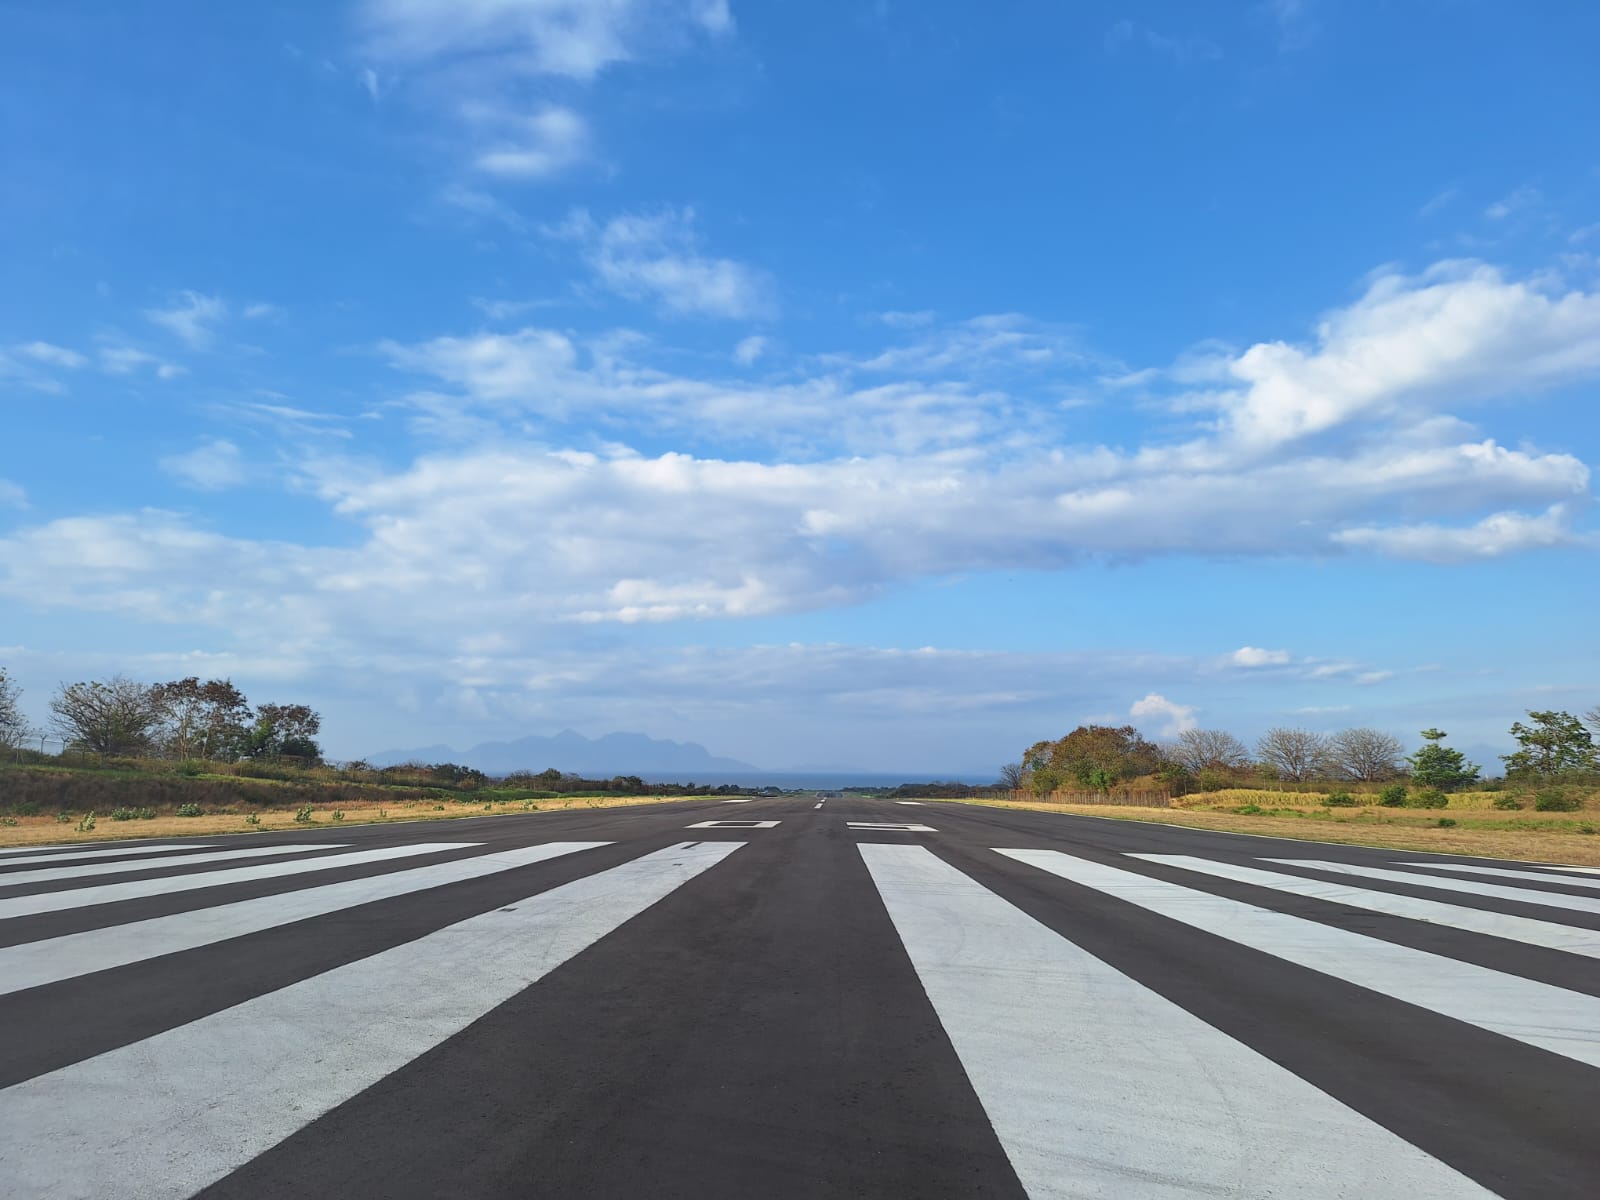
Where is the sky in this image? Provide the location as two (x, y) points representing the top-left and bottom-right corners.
(2, 0), (1598, 774)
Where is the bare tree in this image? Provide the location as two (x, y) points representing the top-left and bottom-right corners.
(1172, 729), (1252, 773)
(50, 676), (165, 756)
(152, 677), (251, 760)
(1255, 728), (1331, 782)
(1585, 706), (1600, 739)
(1328, 728), (1405, 781)
(0, 667), (30, 751)
(998, 762), (1025, 790)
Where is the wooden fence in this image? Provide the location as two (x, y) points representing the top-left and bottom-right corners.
(1010, 788), (1172, 808)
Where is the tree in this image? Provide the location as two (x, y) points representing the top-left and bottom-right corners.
(49, 676), (165, 756)
(998, 762), (1025, 790)
(1408, 728), (1479, 791)
(1502, 711), (1596, 778)
(0, 667), (30, 751)
(242, 702), (323, 762)
(151, 677), (251, 760)
(1023, 725), (1164, 793)
(1172, 729), (1252, 773)
(1584, 705), (1600, 740)
(1255, 728), (1330, 782)
(1328, 728), (1405, 782)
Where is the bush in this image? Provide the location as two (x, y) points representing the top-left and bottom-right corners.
(244, 813), (261, 826)
(1322, 791), (1359, 808)
(1378, 784), (1408, 808)
(1492, 795), (1522, 811)
(110, 807), (157, 821)
(175, 803), (205, 817)
(1534, 791), (1582, 813)
(9, 800), (42, 817)
(1407, 789), (1449, 809)
(1437, 818), (1458, 828)
(177, 761), (204, 778)
(294, 805), (314, 823)
(1234, 803), (1264, 815)
(77, 812), (96, 832)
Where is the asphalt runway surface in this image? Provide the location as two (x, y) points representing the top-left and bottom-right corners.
(1, 794), (1597, 1198)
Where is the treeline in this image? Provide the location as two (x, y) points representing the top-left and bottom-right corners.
(365, 764), (749, 797)
(0, 669), (322, 764)
(1013, 708), (1600, 796)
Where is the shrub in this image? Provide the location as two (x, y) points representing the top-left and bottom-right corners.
(331, 809), (344, 822)
(244, 813), (261, 826)
(294, 805), (314, 823)
(10, 800), (41, 817)
(55, 812), (73, 824)
(77, 812), (96, 832)
(1407, 789), (1449, 809)
(1534, 791), (1581, 813)
(1378, 784), (1408, 808)
(1437, 818), (1458, 828)
(177, 761), (204, 778)
(1234, 803), (1264, 815)
(1323, 791), (1359, 808)
(1492, 795), (1522, 811)
(175, 803), (205, 817)
(110, 807), (157, 821)
(0, 816), (16, 826)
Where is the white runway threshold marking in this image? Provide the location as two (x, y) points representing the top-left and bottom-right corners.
(1002, 849), (1600, 1069)
(0, 842), (610, 996)
(1134, 854), (1600, 960)
(1261, 859), (1600, 918)
(848, 822), (936, 833)
(860, 845), (1493, 1200)
(1393, 861), (1600, 891)
(0, 844), (210, 869)
(685, 820), (780, 829)
(0, 843), (474, 921)
(0, 844), (340, 887)
(0, 841), (741, 1200)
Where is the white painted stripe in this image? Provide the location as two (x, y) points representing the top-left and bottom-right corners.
(813, 802), (822, 810)
(0, 844), (208, 869)
(0, 844), (342, 887)
(1394, 861), (1600, 890)
(1135, 855), (1600, 961)
(848, 822), (936, 833)
(861, 845), (1492, 1200)
(1004, 849), (1600, 1069)
(0, 842), (608, 995)
(895, 801), (924, 805)
(0, 843), (476, 921)
(720, 798), (756, 803)
(1261, 858), (1600, 917)
(0, 841), (739, 1200)
(685, 819), (779, 829)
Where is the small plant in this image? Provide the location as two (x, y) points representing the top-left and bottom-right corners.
(110, 807), (157, 821)
(178, 761), (203, 778)
(77, 812), (97, 832)
(1378, 784), (1408, 808)
(1492, 795), (1522, 811)
(1436, 818), (1458, 828)
(55, 812), (74, 824)
(1407, 789), (1449, 810)
(1234, 803), (1263, 815)
(1580, 824), (1596, 835)
(331, 809), (344, 822)
(433, 803), (445, 811)
(377, 808), (388, 819)
(482, 802), (492, 811)
(294, 805), (315, 823)
(0, 816), (16, 827)
(1534, 791), (1581, 813)
(245, 813), (261, 826)
(175, 803), (205, 818)
(1322, 791), (1358, 808)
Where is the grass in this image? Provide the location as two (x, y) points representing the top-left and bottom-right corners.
(941, 794), (1600, 867)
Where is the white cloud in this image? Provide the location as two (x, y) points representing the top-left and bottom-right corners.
(551, 208), (774, 319)
(849, 312), (1088, 375)
(1417, 187), (1459, 219)
(160, 439), (248, 491)
(98, 346), (183, 378)
(145, 291), (227, 349)
(877, 310), (937, 329)
(1232, 646), (1291, 667)
(733, 335), (768, 365)
(470, 104), (589, 179)
(1130, 692), (1197, 736)
(15, 342), (86, 369)
(0, 479), (25, 509)
(1332, 504), (1579, 562)
(1485, 186), (1542, 221)
(243, 302), (283, 320)
(1267, 0), (1319, 51)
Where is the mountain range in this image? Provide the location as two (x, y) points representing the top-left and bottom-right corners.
(368, 729), (759, 778)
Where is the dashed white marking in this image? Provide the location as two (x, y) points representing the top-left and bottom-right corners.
(1261, 858), (1600, 917)
(861, 845), (1492, 1200)
(1003, 849), (1600, 1069)
(813, 803), (823, 810)
(0, 844), (209, 869)
(720, 798), (757, 803)
(0, 844), (341, 887)
(685, 820), (781, 830)
(0, 842), (609, 996)
(0, 842), (741, 1199)
(849, 822), (936, 833)
(1136, 854), (1600, 960)
(894, 801), (925, 806)
(0, 843), (476, 921)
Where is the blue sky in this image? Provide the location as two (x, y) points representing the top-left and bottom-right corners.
(2, 0), (1597, 773)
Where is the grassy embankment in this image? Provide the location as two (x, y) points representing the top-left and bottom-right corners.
(0, 757), (706, 849)
(942, 786), (1600, 867)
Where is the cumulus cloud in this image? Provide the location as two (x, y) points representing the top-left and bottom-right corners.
(15, 342), (86, 369)
(160, 439), (248, 491)
(1130, 692), (1197, 736)
(733, 335), (767, 365)
(1332, 504), (1579, 562)
(1232, 646), (1291, 667)
(469, 104), (589, 179)
(551, 208), (774, 319)
(0, 479), (26, 509)
(145, 291), (227, 349)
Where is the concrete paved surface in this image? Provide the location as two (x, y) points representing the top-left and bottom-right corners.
(1, 794), (1595, 1198)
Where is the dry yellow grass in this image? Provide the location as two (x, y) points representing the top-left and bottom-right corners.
(947, 798), (1600, 868)
(0, 793), (705, 850)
